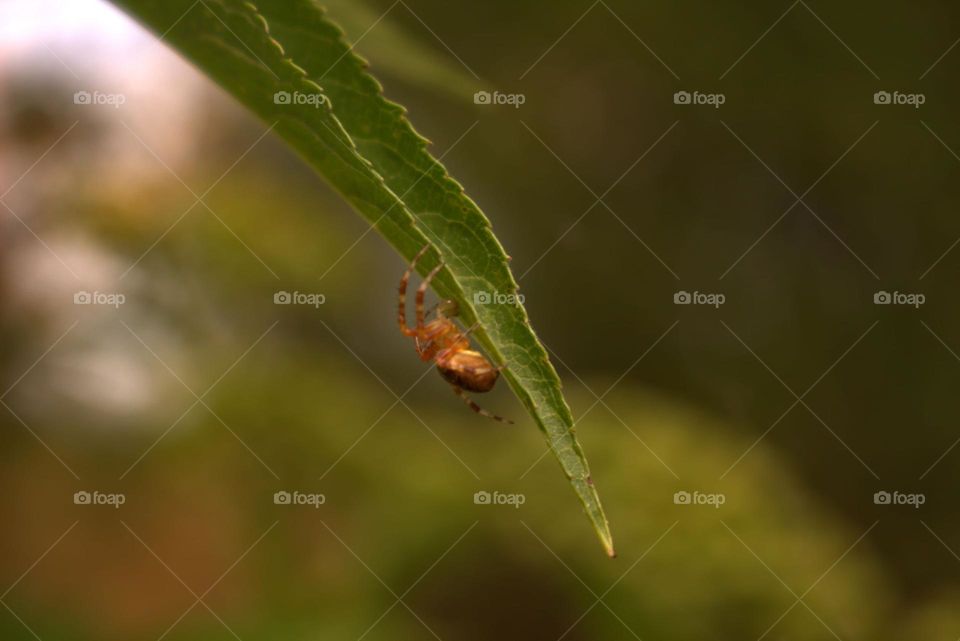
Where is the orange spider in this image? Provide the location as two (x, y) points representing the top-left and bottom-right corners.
(398, 245), (512, 424)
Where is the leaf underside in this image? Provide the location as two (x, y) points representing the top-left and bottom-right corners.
(110, 0), (614, 556)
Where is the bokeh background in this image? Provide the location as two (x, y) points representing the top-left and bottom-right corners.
(2, 0), (960, 639)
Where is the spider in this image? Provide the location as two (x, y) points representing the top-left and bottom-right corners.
(398, 245), (512, 424)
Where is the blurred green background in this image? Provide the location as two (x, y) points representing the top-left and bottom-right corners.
(2, 0), (959, 639)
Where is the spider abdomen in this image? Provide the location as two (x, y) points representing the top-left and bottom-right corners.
(437, 349), (499, 393)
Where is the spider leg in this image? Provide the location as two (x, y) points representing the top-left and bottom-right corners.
(451, 385), (513, 424)
(398, 245), (430, 336)
(416, 261), (444, 328)
(460, 321), (481, 336)
(425, 299), (458, 320)
(456, 321), (482, 347)
(423, 300), (445, 320)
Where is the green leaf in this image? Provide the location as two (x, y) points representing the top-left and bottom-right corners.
(321, 0), (479, 99)
(110, 0), (614, 556)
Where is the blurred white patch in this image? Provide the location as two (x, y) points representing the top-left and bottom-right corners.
(4, 232), (123, 314)
(51, 341), (157, 417)
(0, 0), (213, 177)
(0, 0), (239, 429)
(3, 235), (187, 427)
